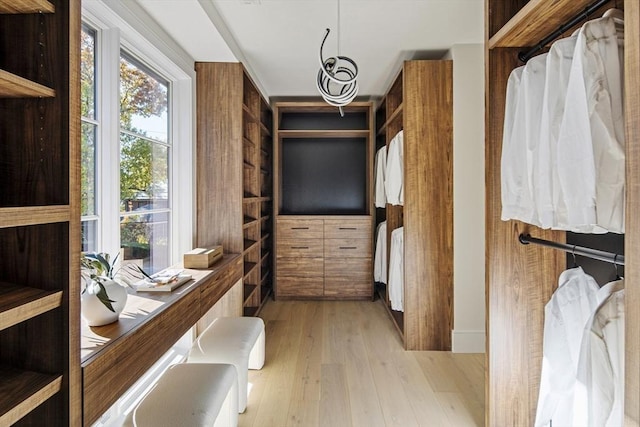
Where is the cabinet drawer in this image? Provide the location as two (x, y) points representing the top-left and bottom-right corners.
(324, 278), (371, 297)
(324, 238), (371, 258)
(277, 239), (324, 258)
(325, 258), (371, 280)
(277, 219), (324, 240)
(324, 219), (371, 239)
(277, 257), (324, 277)
(277, 276), (324, 297)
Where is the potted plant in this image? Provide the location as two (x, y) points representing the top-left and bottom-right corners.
(81, 252), (130, 326)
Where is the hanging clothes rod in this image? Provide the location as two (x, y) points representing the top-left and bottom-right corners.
(518, 0), (610, 62)
(519, 233), (625, 265)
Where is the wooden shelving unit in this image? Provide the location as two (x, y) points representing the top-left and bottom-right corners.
(0, 0), (81, 424)
(196, 62), (273, 318)
(484, 1), (640, 425)
(273, 102), (375, 300)
(375, 60), (453, 351)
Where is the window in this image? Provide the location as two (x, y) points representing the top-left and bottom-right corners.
(119, 54), (170, 273)
(81, 25), (98, 252)
(80, 5), (193, 276)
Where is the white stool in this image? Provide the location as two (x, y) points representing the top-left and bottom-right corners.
(123, 363), (238, 427)
(188, 317), (265, 413)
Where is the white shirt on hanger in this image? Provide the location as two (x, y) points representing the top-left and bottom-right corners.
(373, 221), (387, 284)
(557, 15), (625, 233)
(576, 279), (625, 427)
(385, 130), (404, 206)
(536, 35), (577, 230)
(534, 267), (600, 427)
(374, 146), (387, 208)
(388, 226), (404, 311)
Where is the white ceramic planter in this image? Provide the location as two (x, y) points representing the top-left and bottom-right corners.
(81, 280), (128, 327)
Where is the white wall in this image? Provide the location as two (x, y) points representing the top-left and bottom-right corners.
(444, 44), (486, 353)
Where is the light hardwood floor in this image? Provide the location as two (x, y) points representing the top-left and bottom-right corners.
(240, 299), (484, 427)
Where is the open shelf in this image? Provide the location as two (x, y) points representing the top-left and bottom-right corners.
(260, 122), (271, 136)
(243, 137), (255, 149)
(243, 284), (259, 305)
(278, 129), (370, 138)
(0, 205), (70, 229)
(243, 216), (258, 229)
(0, 69), (55, 98)
(243, 161), (255, 170)
(243, 239), (258, 253)
(261, 269), (270, 284)
(242, 104), (259, 123)
(260, 233), (270, 243)
(243, 306), (258, 317)
(488, 0), (594, 49)
(243, 262), (257, 278)
(0, 367), (62, 425)
(0, 285), (62, 331)
(0, 0), (54, 14)
(377, 104), (403, 136)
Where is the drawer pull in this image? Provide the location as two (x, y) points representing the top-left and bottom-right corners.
(291, 227), (309, 230)
(339, 246), (358, 250)
(339, 227), (357, 230)
(291, 246), (309, 249)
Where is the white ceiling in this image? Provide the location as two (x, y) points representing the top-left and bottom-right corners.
(137, 0), (484, 99)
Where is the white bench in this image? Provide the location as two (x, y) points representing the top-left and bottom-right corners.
(188, 317), (265, 413)
(123, 363), (238, 427)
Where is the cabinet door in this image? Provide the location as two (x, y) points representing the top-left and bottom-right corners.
(277, 277), (324, 297)
(324, 219), (371, 239)
(276, 219), (323, 239)
(324, 238), (371, 258)
(324, 258), (371, 297)
(276, 239), (324, 258)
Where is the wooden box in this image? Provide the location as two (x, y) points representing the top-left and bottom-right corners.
(184, 246), (223, 269)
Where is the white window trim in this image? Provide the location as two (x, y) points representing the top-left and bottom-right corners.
(83, 1), (195, 265)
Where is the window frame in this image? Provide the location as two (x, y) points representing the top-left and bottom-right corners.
(82, 2), (194, 270)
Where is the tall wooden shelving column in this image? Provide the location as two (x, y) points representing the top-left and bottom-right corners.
(0, 0), (81, 425)
(375, 60), (453, 351)
(485, 0), (640, 425)
(196, 62), (273, 317)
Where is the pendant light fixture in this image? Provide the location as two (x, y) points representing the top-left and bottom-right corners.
(316, 0), (359, 116)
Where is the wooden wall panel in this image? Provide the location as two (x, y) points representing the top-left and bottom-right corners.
(625, 0), (640, 424)
(484, 47), (565, 426)
(196, 62), (244, 253)
(403, 61), (453, 351)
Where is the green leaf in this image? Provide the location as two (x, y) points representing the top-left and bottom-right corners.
(96, 282), (117, 312)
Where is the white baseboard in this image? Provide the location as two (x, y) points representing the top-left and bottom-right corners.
(452, 330), (485, 353)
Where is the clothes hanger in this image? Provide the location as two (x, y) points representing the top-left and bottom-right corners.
(571, 245), (578, 268)
(613, 254), (622, 280)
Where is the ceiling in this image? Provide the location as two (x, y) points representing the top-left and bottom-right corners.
(137, 0), (484, 99)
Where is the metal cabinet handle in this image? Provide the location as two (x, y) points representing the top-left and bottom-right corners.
(339, 246), (357, 249)
(291, 227), (309, 230)
(339, 227), (357, 230)
(291, 246), (309, 249)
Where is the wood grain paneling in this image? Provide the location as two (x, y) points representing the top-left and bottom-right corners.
(0, 0), (54, 13)
(484, 46), (566, 427)
(276, 258), (324, 277)
(276, 277), (324, 297)
(0, 69), (55, 97)
(324, 257), (371, 279)
(324, 238), (371, 258)
(323, 278), (371, 297)
(196, 62), (244, 253)
(324, 219), (371, 239)
(276, 218), (324, 240)
(0, 368), (61, 426)
(199, 255), (243, 314)
(488, 0), (594, 48)
(276, 239), (324, 258)
(625, 0), (640, 424)
(0, 285), (62, 331)
(403, 60), (454, 351)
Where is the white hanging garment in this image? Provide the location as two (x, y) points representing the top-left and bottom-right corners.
(534, 267), (600, 427)
(557, 15), (625, 233)
(373, 221), (387, 284)
(536, 35), (577, 230)
(385, 131), (404, 206)
(576, 279), (625, 427)
(388, 226), (404, 311)
(374, 146), (387, 208)
(500, 66), (526, 222)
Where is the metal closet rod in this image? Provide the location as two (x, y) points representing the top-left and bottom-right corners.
(518, 0), (610, 63)
(518, 233), (625, 266)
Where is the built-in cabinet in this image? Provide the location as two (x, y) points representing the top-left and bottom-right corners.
(485, 0), (640, 425)
(195, 62), (273, 317)
(273, 102), (374, 300)
(0, 0), (80, 424)
(374, 60), (453, 351)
